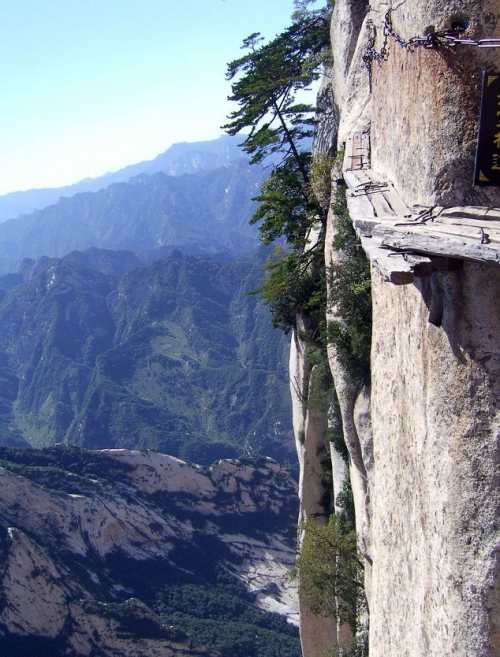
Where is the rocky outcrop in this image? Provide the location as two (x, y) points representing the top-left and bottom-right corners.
(296, 1), (500, 656)
(290, 326), (337, 657)
(0, 448), (299, 656)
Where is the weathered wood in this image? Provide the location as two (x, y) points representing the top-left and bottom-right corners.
(438, 216), (500, 233)
(343, 169), (365, 188)
(374, 225), (500, 265)
(342, 137), (500, 281)
(440, 206), (500, 221)
(367, 187), (396, 218)
(359, 236), (432, 285)
(352, 218), (380, 237)
(344, 132), (370, 171)
(400, 253), (433, 278)
(346, 168), (411, 219)
(383, 187), (412, 217)
(422, 221), (500, 243)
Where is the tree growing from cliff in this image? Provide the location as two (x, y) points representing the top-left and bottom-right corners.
(223, 4), (331, 177)
(223, 2), (332, 334)
(293, 514), (367, 633)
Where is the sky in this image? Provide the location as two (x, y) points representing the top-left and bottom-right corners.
(0, 0), (307, 196)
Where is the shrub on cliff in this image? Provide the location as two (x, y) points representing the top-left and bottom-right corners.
(294, 514), (366, 633)
(327, 187), (372, 384)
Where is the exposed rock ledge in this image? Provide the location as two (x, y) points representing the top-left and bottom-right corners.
(0, 448), (299, 656)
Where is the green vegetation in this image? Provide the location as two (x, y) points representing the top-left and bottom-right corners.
(223, 2), (331, 172)
(224, 0), (332, 338)
(294, 515), (366, 634)
(324, 636), (369, 657)
(310, 153), (337, 211)
(326, 392), (349, 461)
(0, 251), (295, 466)
(81, 598), (189, 642)
(156, 570), (301, 657)
(224, 0), (370, 384)
(303, 342), (333, 409)
(224, 4), (372, 653)
(327, 188), (372, 385)
(0, 445), (134, 493)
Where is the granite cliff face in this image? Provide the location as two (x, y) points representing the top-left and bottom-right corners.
(295, 1), (500, 656)
(0, 447), (300, 657)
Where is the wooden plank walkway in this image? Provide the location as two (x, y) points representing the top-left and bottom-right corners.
(342, 134), (500, 284)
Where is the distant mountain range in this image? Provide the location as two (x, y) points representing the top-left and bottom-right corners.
(0, 135), (296, 465)
(0, 135), (246, 223)
(0, 135), (300, 656)
(0, 158), (267, 275)
(0, 249), (294, 466)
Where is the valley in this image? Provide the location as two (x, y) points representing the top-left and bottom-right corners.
(0, 135), (300, 656)
(0, 446), (300, 657)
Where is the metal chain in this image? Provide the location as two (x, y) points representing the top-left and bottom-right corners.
(350, 181), (390, 196)
(364, 8), (500, 91)
(363, 30), (389, 92)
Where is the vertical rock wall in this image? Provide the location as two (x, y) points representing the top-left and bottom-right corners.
(369, 0), (500, 208)
(290, 327), (337, 657)
(370, 262), (500, 657)
(295, 0), (500, 655)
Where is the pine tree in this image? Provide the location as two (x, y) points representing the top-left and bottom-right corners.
(223, 3), (332, 333)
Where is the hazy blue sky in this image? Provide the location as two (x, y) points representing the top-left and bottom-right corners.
(0, 0), (304, 195)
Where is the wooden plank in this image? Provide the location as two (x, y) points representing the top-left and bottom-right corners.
(428, 222), (500, 243)
(342, 145), (500, 276)
(352, 133), (364, 170)
(381, 188), (412, 217)
(343, 169), (367, 189)
(374, 225), (500, 264)
(352, 218), (380, 236)
(343, 143), (352, 172)
(402, 253), (433, 277)
(441, 206), (500, 221)
(361, 133), (370, 166)
(346, 167), (411, 218)
(367, 188), (395, 218)
(438, 216), (500, 231)
(346, 187), (376, 230)
(346, 172), (395, 220)
(361, 237), (434, 284)
(344, 133), (370, 171)
(345, 170), (383, 226)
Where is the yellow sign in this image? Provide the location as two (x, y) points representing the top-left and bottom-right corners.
(475, 72), (500, 186)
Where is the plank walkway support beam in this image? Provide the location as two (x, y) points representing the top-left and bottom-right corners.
(342, 133), (500, 284)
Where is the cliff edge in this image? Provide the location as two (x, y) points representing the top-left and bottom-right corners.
(295, 1), (500, 656)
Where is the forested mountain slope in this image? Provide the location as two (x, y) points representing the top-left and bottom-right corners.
(0, 160), (266, 275)
(0, 250), (293, 465)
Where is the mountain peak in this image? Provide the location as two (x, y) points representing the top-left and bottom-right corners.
(0, 135), (247, 224)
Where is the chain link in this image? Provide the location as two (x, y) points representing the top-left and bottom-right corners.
(364, 8), (500, 91)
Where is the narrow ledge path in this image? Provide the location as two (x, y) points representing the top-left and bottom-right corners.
(343, 133), (500, 285)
